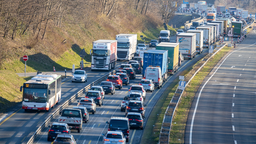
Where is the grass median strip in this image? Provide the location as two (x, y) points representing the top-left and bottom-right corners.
(169, 46), (232, 143)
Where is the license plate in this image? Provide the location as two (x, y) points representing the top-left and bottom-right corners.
(55, 132), (61, 133)
(104, 87), (108, 88)
(132, 109), (138, 111)
(131, 123), (136, 125)
(32, 108), (37, 110)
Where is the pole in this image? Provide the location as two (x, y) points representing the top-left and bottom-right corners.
(25, 61), (26, 77)
(65, 69), (66, 78)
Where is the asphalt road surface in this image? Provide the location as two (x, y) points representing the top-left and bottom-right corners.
(185, 30), (256, 143)
(33, 48), (210, 144)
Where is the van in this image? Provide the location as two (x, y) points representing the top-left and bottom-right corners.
(159, 30), (170, 42)
(106, 117), (130, 142)
(144, 67), (163, 88)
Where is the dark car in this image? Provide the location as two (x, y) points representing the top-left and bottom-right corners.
(126, 112), (144, 129)
(47, 122), (70, 141)
(115, 69), (127, 74)
(116, 73), (129, 85)
(73, 106), (89, 123)
(131, 63), (142, 74)
(133, 56), (143, 67)
(106, 117), (130, 142)
(52, 134), (77, 144)
(85, 90), (103, 106)
(149, 39), (159, 47)
(106, 75), (123, 89)
(125, 100), (145, 118)
(100, 81), (115, 95)
(124, 68), (136, 80)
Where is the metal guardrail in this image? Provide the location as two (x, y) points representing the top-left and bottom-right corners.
(27, 70), (116, 144)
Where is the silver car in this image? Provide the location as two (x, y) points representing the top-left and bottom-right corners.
(77, 98), (96, 114)
(139, 79), (155, 92)
(137, 43), (147, 50)
(72, 70), (87, 83)
(127, 92), (144, 104)
(89, 86), (105, 99)
(128, 85), (146, 100)
(103, 131), (126, 144)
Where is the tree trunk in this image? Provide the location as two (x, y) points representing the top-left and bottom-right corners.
(106, 0), (116, 17)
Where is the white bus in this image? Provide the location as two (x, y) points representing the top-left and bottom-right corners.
(20, 74), (62, 112)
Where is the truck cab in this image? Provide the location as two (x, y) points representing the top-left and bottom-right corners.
(207, 13), (215, 22)
(159, 30), (170, 42)
(116, 34), (137, 60)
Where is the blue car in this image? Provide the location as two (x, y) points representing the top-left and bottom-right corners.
(116, 73), (129, 85)
(149, 39), (159, 47)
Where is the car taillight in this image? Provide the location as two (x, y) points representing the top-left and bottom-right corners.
(108, 128), (110, 131)
(118, 81), (121, 84)
(139, 107), (144, 110)
(158, 78), (160, 82)
(130, 72), (134, 74)
(84, 113), (87, 115)
(129, 88), (131, 91)
(149, 84), (151, 86)
(127, 106), (131, 110)
(104, 139), (110, 141)
(124, 78), (127, 79)
(106, 79), (110, 81)
(119, 140), (125, 142)
(49, 129), (54, 132)
(135, 119), (143, 122)
(97, 97), (101, 100)
(62, 130), (69, 133)
(101, 92), (103, 95)
(139, 83), (142, 85)
(129, 119), (132, 121)
(91, 104), (94, 106)
(127, 130), (129, 134)
(85, 96), (89, 98)
(122, 101), (126, 103)
(109, 87), (112, 89)
(142, 89), (145, 92)
(140, 97), (142, 101)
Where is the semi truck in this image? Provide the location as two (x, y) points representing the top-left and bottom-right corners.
(241, 10), (248, 20)
(211, 21), (224, 36)
(206, 24), (217, 43)
(196, 26), (212, 48)
(232, 21), (243, 38)
(187, 30), (203, 54)
(217, 18), (231, 36)
(176, 33), (197, 59)
(116, 34), (137, 60)
(159, 30), (170, 42)
(156, 42), (179, 74)
(90, 40), (117, 71)
(207, 13), (216, 22)
(207, 23), (220, 40)
(143, 50), (168, 81)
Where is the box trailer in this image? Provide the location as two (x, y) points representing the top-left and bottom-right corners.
(176, 33), (197, 59)
(187, 30), (204, 54)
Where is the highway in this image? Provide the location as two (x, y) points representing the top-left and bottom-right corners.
(0, 62), (122, 144)
(185, 30), (256, 143)
(33, 48), (210, 144)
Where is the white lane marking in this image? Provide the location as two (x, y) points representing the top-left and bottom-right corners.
(234, 140), (237, 144)
(232, 113), (234, 118)
(238, 55), (241, 57)
(232, 125), (235, 131)
(91, 123), (96, 129)
(233, 94), (235, 97)
(231, 66), (235, 68)
(243, 68), (245, 71)
(101, 111), (105, 115)
(234, 86), (236, 90)
(237, 79), (239, 82)
(120, 91), (124, 94)
(245, 64), (247, 66)
(240, 74), (242, 76)
(111, 100), (114, 103)
(83, 140), (86, 144)
(232, 103), (235, 107)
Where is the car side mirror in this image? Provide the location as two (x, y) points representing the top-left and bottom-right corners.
(106, 121), (109, 124)
(20, 86), (23, 92)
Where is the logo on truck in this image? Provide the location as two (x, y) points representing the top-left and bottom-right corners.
(179, 37), (185, 43)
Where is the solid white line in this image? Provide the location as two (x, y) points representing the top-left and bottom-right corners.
(234, 86), (236, 90)
(111, 100), (114, 103)
(233, 94), (235, 97)
(101, 111), (105, 115)
(83, 140), (86, 144)
(240, 74), (242, 76)
(232, 125), (235, 131)
(233, 103), (235, 107)
(189, 42), (256, 144)
(91, 124), (95, 129)
(232, 113), (234, 118)
(237, 79), (239, 82)
(234, 140), (237, 144)
(243, 68), (245, 71)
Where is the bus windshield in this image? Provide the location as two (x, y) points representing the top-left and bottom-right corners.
(23, 88), (47, 103)
(92, 50), (109, 56)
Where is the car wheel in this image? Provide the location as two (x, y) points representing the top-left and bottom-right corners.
(47, 137), (51, 141)
(111, 92), (114, 95)
(78, 129), (80, 133)
(141, 126), (144, 130)
(119, 86), (122, 90)
(92, 111), (95, 114)
(126, 137), (129, 142)
(86, 79), (88, 82)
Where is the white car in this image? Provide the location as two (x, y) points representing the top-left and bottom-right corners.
(128, 92), (144, 104)
(137, 43), (147, 50)
(139, 79), (154, 92)
(129, 85), (146, 100)
(103, 131), (126, 144)
(72, 70), (87, 83)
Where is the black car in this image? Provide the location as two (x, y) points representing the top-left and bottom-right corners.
(126, 112), (144, 129)
(131, 63), (142, 74)
(47, 122), (70, 141)
(124, 68), (136, 80)
(100, 81), (115, 95)
(116, 73), (129, 85)
(85, 90), (103, 106)
(115, 69), (127, 74)
(133, 57), (143, 67)
(106, 117), (130, 142)
(125, 100), (145, 118)
(149, 39), (159, 47)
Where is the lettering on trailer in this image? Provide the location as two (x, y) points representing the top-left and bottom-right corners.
(96, 46), (105, 48)
(179, 37), (185, 43)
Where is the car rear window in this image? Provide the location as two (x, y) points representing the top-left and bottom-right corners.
(108, 76), (118, 80)
(125, 69), (132, 73)
(141, 80), (150, 84)
(131, 87), (142, 90)
(129, 94), (140, 98)
(116, 70), (126, 73)
(128, 102), (142, 107)
(127, 115), (141, 119)
(56, 137), (71, 142)
(109, 120), (128, 129)
(62, 110), (80, 117)
(131, 63), (139, 68)
(51, 125), (66, 130)
(90, 88), (101, 91)
(101, 82), (111, 86)
(106, 134), (122, 139)
(86, 92), (99, 97)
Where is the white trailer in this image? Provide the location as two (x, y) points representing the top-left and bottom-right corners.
(176, 33), (197, 59)
(241, 10), (248, 19)
(116, 34), (137, 60)
(208, 23), (220, 40)
(196, 26), (212, 48)
(206, 24), (216, 43)
(187, 30), (204, 54)
(211, 21), (224, 36)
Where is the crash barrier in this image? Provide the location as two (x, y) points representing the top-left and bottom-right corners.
(158, 43), (227, 144)
(27, 70), (116, 144)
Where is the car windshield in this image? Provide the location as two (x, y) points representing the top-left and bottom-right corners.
(129, 102), (142, 107)
(106, 134), (122, 139)
(55, 137), (71, 142)
(23, 88), (47, 103)
(141, 80), (150, 84)
(51, 125), (66, 130)
(160, 33), (168, 37)
(127, 115), (141, 119)
(74, 71), (84, 74)
(131, 87), (142, 90)
(107, 76), (118, 80)
(61, 110), (80, 117)
(117, 42), (130, 49)
(138, 44), (145, 47)
(109, 120), (128, 129)
(120, 65), (130, 68)
(129, 94), (140, 98)
(92, 49), (109, 56)
(151, 40), (157, 43)
(178, 30), (183, 32)
(131, 63), (139, 68)
(86, 92), (99, 97)
(101, 82), (111, 86)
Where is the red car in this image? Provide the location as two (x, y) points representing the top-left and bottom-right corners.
(106, 75), (123, 89)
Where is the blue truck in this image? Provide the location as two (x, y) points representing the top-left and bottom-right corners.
(143, 50), (169, 83)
